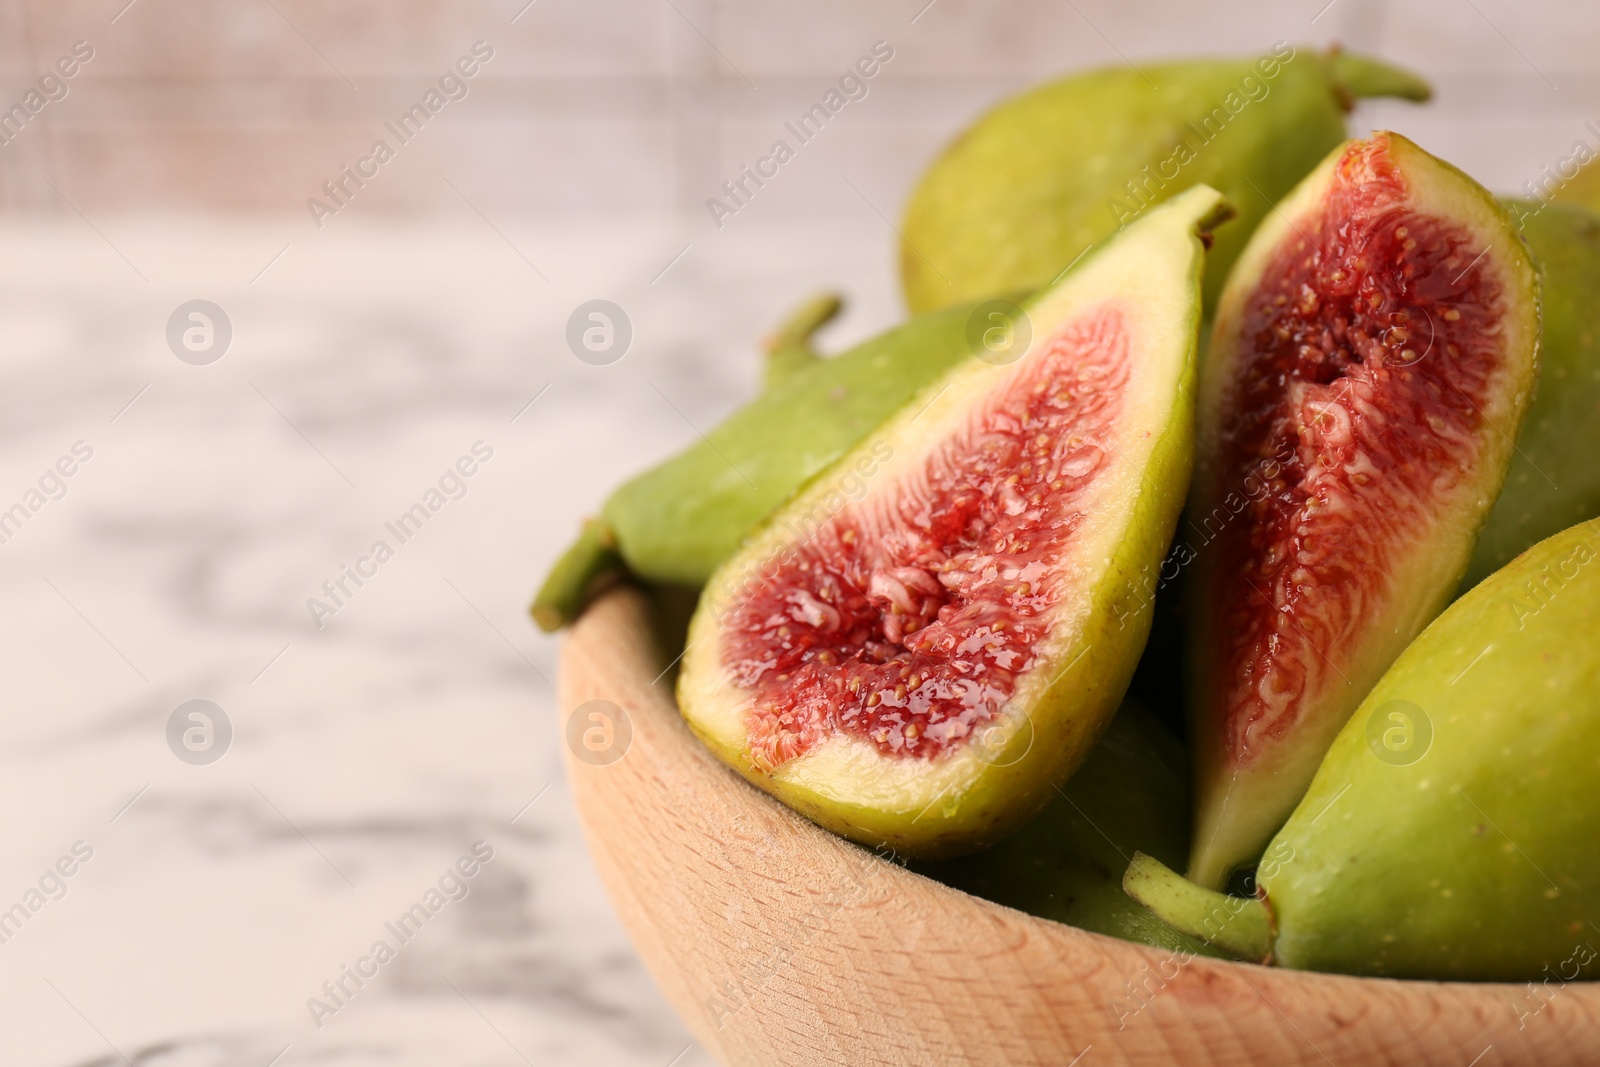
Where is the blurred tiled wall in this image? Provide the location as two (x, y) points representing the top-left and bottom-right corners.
(0, 0), (1595, 222)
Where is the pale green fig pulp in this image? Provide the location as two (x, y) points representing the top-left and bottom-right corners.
(1464, 200), (1600, 589)
(1128, 520), (1600, 980)
(900, 47), (1429, 315)
(915, 703), (1220, 955)
(1186, 133), (1541, 888)
(678, 187), (1230, 858)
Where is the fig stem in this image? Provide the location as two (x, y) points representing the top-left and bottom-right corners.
(531, 517), (625, 632)
(763, 291), (843, 390)
(1327, 50), (1432, 105)
(1122, 852), (1274, 963)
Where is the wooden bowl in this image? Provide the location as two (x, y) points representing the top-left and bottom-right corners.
(559, 588), (1600, 1066)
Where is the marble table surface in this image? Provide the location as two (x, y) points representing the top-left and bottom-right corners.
(0, 215), (908, 1067)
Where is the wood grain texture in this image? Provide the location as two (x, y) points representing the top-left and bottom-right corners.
(559, 587), (1600, 1067)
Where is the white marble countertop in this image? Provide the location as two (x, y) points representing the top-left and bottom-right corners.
(0, 216), (908, 1067)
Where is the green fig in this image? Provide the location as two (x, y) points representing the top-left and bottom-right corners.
(1552, 151), (1600, 216)
(915, 702), (1220, 955)
(1126, 519), (1600, 980)
(533, 293), (987, 630)
(678, 186), (1231, 858)
(1185, 133), (1541, 888)
(900, 45), (1429, 315)
(1464, 200), (1600, 588)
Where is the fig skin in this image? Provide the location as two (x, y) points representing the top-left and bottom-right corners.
(679, 187), (1232, 859)
(759, 291), (840, 391)
(900, 46), (1429, 316)
(1129, 519), (1600, 980)
(1186, 133), (1542, 889)
(915, 703), (1221, 956)
(1553, 155), (1600, 216)
(1464, 201), (1600, 590)
(532, 294), (986, 630)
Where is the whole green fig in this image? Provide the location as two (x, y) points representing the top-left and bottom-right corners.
(1552, 151), (1600, 216)
(1127, 519), (1600, 980)
(900, 46), (1429, 314)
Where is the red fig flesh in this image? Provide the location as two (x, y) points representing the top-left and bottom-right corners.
(1187, 133), (1540, 887)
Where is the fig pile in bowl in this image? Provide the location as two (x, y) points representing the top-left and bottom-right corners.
(537, 49), (1600, 986)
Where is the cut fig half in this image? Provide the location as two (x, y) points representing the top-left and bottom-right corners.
(678, 186), (1233, 858)
(1187, 132), (1540, 888)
